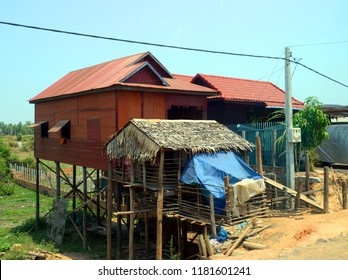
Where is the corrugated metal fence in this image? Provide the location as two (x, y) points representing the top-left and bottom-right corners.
(227, 122), (287, 168)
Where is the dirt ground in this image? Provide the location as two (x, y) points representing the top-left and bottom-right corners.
(228, 167), (348, 260)
(230, 209), (348, 260)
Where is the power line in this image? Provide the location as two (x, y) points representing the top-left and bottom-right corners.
(290, 40), (348, 48)
(1, 20), (348, 88)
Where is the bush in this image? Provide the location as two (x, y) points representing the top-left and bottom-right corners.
(0, 181), (15, 196)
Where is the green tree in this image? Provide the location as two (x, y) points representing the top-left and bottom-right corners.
(293, 96), (330, 152)
(293, 96), (330, 170)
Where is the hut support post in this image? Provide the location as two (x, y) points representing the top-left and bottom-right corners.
(224, 176), (232, 223)
(128, 161), (135, 260)
(83, 166), (88, 250)
(116, 182), (122, 259)
(295, 180), (303, 211)
(305, 152), (310, 192)
(156, 149), (165, 260)
(209, 194), (217, 238)
(342, 181), (347, 210)
(324, 166), (330, 213)
(35, 158), (40, 229)
(107, 162), (113, 259)
(272, 129), (276, 173)
(142, 163), (150, 258)
(128, 186), (135, 260)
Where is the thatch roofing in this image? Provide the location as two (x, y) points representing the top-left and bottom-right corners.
(106, 119), (254, 163)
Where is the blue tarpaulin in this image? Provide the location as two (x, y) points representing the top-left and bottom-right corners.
(180, 151), (262, 211)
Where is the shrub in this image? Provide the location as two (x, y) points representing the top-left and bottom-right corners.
(0, 181), (15, 196)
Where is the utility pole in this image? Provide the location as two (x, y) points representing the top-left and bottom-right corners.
(285, 47), (295, 190)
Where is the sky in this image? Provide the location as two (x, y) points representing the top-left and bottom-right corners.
(1, 0), (347, 124)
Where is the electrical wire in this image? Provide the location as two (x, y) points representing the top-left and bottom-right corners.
(1, 20), (348, 88)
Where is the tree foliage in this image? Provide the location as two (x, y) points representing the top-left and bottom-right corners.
(0, 121), (33, 136)
(293, 96), (330, 152)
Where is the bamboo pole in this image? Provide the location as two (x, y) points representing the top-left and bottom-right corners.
(107, 162), (113, 260)
(224, 176), (232, 222)
(156, 149), (165, 260)
(324, 166), (330, 213)
(128, 186), (135, 260)
(116, 182), (122, 259)
(209, 194), (217, 239)
(142, 163), (150, 258)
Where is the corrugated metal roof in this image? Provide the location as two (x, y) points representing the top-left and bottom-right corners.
(29, 52), (217, 103)
(191, 73), (304, 109)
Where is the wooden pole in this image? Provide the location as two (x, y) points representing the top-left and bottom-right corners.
(83, 166), (88, 250)
(128, 186), (135, 260)
(224, 176), (232, 223)
(72, 165), (77, 222)
(324, 166), (330, 213)
(142, 163), (150, 258)
(295, 180), (303, 211)
(225, 223), (253, 256)
(209, 194), (217, 239)
(96, 169), (101, 225)
(55, 161), (61, 199)
(156, 149), (165, 260)
(305, 152), (310, 192)
(35, 158), (40, 229)
(107, 162), (113, 259)
(256, 135), (263, 175)
(342, 181), (347, 210)
(272, 129), (277, 173)
(116, 182), (122, 259)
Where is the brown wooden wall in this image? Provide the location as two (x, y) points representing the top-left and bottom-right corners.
(33, 89), (208, 171)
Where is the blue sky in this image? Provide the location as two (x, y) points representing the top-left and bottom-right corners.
(1, 0), (347, 123)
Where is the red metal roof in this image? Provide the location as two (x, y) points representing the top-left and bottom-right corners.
(29, 52), (217, 103)
(192, 74), (304, 109)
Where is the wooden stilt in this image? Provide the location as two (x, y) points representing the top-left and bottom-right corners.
(209, 194), (217, 239)
(324, 166), (330, 213)
(116, 182), (122, 259)
(156, 149), (165, 260)
(295, 180), (303, 210)
(107, 162), (113, 259)
(83, 166), (88, 250)
(55, 161), (61, 199)
(72, 165), (77, 222)
(128, 187), (135, 260)
(177, 218), (181, 259)
(96, 169), (101, 224)
(142, 163), (150, 258)
(35, 158), (40, 229)
(224, 176), (232, 223)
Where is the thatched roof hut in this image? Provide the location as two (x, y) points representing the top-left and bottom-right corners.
(106, 118), (254, 162)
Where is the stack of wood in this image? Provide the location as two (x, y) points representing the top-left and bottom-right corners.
(197, 218), (271, 260)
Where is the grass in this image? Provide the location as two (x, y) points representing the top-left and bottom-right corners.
(0, 183), (110, 260)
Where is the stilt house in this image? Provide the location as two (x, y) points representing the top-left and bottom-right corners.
(105, 118), (268, 260)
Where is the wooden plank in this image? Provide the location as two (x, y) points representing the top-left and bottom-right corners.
(264, 177), (325, 212)
(224, 223), (253, 256)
